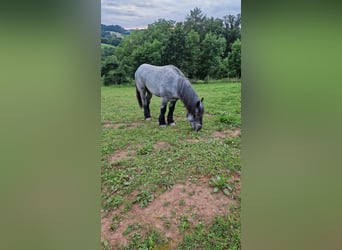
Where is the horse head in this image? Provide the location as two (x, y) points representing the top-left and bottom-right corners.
(187, 97), (204, 131)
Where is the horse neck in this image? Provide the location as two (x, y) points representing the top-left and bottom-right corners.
(178, 78), (199, 114)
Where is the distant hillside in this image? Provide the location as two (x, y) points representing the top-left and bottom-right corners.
(101, 24), (130, 46)
(101, 24), (129, 34)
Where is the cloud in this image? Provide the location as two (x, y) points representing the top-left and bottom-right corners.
(101, 0), (241, 29)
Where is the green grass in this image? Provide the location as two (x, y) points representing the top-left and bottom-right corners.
(101, 81), (241, 249)
(101, 43), (116, 49)
(178, 206), (241, 250)
(122, 228), (168, 250)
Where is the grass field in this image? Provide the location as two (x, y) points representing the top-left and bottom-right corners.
(101, 43), (116, 49)
(101, 81), (241, 249)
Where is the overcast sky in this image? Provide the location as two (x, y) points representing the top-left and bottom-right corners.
(101, 0), (241, 29)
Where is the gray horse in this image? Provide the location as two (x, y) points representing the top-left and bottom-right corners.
(135, 64), (204, 131)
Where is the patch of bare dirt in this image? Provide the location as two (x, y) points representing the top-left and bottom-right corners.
(107, 149), (135, 164)
(153, 141), (170, 150)
(101, 177), (240, 249)
(184, 138), (205, 143)
(230, 171), (241, 193)
(230, 128), (241, 137)
(102, 121), (140, 129)
(184, 128), (241, 143)
(212, 128), (241, 139)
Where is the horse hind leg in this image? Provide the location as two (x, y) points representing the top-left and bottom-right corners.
(145, 90), (152, 120)
(159, 98), (167, 127)
(138, 87), (151, 120)
(167, 100), (177, 126)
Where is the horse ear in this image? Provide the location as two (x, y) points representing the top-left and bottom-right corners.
(196, 98), (204, 107)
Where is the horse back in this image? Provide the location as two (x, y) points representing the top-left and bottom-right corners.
(135, 64), (182, 98)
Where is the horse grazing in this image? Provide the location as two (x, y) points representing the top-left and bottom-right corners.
(135, 64), (204, 131)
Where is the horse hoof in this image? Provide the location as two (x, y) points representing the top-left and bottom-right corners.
(169, 122), (176, 126)
(145, 118), (151, 121)
(160, 124), (167, 128)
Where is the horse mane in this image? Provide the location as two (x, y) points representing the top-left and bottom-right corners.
(178, 78), (199, 115)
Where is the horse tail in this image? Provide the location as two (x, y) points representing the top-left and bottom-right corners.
(136, 87), (143, 108)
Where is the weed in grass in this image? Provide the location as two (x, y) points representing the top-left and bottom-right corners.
(210, 175), (233, 196)
(102, 240), (111, 250)
(163, 220), (171, 229)
(163, 201), (170, 207)
(171, 209), (176, 218)
(179, 198), (186, 206)
(217, 113), (240, 127)
(102, 170), (130, 193)
(131, 232), (142, 241)
(122, 228), (168, 250)
(188, 190), (196, 196)
(178, 214), (190, 232)
(159, 175), (174, 190)
(110, 214), (122, 231)
(161, 215), (171, 229)
(186, 205), (195, 214)
(122, 223), (142, 236)
(189, 175), (199, 183)
(134, 190), (154, 208)
(136, 143), (153, 155)
(123, 201), (132, 213)
(102, 142), (115, 155)
(192, 213), (200, 220)
(103, 195), (124, 211)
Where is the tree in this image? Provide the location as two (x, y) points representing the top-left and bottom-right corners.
(144, 19), (175, 43)
(199, 32), (226, 80)
(223, 14), (241, 56)
(114, 30), (145, 77)
(204, 17), (224, 37)
(101, 55), (119, 85)
(101, 55), (118, 78)
(132, 39), (162, 69)
(185, 30), (201, 78)
(184, 7), (207, 39)
(227, 39), (241, 78)
(101, 46), (115, 57)
(161, 23), (187, 69)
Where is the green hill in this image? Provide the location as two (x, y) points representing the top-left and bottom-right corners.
(101, 24), (129, 46)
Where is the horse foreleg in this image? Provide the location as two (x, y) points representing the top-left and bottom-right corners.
(159, 98), (167, 127)
(167, 101), (177, 125)
(144, 106), (151, 120)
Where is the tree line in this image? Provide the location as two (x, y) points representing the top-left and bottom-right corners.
(101, 8), (241, 85)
